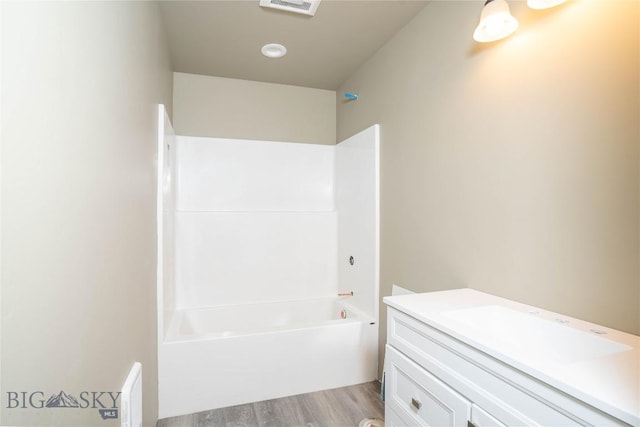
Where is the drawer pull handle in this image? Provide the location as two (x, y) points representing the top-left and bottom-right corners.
(411, 397), (422, 410)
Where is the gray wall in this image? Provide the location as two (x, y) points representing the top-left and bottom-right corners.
(1, 2), (172, 425)
(173, 72), (336, 145)
(336, 0), (639, 373)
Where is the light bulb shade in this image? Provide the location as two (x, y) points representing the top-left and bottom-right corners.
(261, 43), (287, 58)
(527, 0), (567, 9)
(473, 0), (519, 43)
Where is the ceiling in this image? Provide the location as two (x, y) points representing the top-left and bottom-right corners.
(158, 0), (429, 90)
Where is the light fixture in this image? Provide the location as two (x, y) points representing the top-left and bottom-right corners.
(527, 0), (567, 9)
(261, 43), (287, 58)
(473, 0), (519, 43)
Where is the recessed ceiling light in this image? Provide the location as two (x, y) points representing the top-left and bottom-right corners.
(261, 43), (287, 58)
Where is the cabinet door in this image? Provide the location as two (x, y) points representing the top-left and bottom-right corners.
(386, 345), (471, 427)
(470, 404), (506, 427)
(385, 405), (411, 427)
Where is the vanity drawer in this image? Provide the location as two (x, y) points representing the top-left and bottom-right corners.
(385, 345), (471, 427)
(471, 404), (507, 427)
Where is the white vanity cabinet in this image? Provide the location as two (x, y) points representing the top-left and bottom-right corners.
(383, 289), (640, 427)
(385, 344), (510, 427)
(386, 345), (472, 427)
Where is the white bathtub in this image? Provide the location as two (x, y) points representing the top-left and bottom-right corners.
(158, 297), (378, 419)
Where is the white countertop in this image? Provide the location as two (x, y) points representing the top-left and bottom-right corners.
(384, 288), (640, 426)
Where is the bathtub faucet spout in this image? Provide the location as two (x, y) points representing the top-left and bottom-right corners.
(338, 291), (354, 297)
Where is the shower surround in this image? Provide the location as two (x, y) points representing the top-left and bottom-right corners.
(157, 113), (380, 418)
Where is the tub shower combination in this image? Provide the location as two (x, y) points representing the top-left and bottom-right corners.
(156, 107), (380, 418)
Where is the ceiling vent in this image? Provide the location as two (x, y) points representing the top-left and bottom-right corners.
(259, 0), (322, 16)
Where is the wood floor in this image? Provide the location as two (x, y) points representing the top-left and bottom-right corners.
(156, 381), (384, 427)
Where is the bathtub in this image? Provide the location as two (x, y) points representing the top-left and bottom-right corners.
(158, 296), (378, 419)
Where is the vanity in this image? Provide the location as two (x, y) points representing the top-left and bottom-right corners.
(383, 289), (639, 426)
